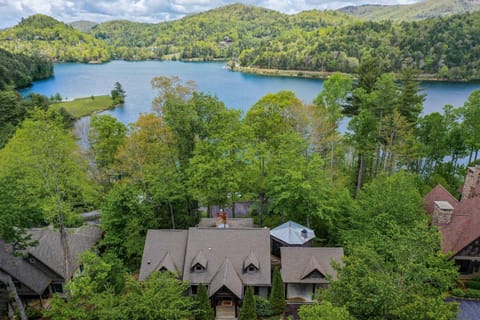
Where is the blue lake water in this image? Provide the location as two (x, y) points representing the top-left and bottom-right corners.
(22, 60), (480, 126)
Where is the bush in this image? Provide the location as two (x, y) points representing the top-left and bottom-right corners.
(465, 289), (480, 299)
(451, 288), (465, 298)
(467, 280), (480, 290)
(471, 276), (480, 282)
(255, 295), (272, 317)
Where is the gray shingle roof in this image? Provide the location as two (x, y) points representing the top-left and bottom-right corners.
(270, 221), (315, 245)
(208, 258), (243, 298)
(27, 225), (103, 279)
(139, 230), (188, 280)
(0, 241), (51, 294)
(183, 228), (271, 288)
(281, 247), (344, 284)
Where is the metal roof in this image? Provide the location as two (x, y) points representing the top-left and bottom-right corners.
(270, 221), (315, 245)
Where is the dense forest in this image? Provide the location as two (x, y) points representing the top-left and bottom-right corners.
(1, 4), (480, 80)
(0, 49), (54, 147)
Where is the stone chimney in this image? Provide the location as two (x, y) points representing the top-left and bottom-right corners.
(432, 201), (454, 225)
(216, 211), (228, 228)
(462, 165), (480, 200)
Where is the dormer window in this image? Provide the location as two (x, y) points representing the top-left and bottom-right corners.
(192, 263), (206, 273)
(191, 250), (208, 272)
(245, 264), (258, 274)
(159, 266), (168, 273)
(243, 251), (260, 273)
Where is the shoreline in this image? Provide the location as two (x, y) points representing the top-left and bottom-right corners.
(231, 65), (477, 83)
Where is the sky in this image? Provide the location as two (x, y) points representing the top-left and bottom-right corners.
(0, 0), (422, 28)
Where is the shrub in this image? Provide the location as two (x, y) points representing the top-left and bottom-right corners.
(471, 276), (480, 282)
(467, 280), (480, 290)
(465, 288), (480, 299)
(270, 267), (286, 315)
(255, 295), (272, 317)
(451, 288), (465, 298)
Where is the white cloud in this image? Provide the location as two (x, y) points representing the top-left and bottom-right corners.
(0, 0), (423, 28)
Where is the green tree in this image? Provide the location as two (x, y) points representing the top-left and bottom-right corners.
(240, 286), (257, 320)
(88, 114), (127, 191)
(269, 267), (286, 315)
(324, 173), (459, 320)
(299, 301), (354, 320)
(195, 283), (214, 320)
(111, 82), (126, 104)
(0, 109), (95, 269)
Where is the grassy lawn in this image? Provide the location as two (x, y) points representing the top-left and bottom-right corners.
(51, 95), (115, 119)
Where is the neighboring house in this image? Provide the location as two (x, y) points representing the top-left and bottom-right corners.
(139, 227), (271, 317)
(424, 165), (480, 276)
(280, 247), (344, 302)
(201, 201), (253, 218)
(0, 225), (102, 314)
(270, 221), (315, 257)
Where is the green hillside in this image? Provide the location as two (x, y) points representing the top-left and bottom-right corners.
(339, 0), (480, 21)
(90, 4), (354, 60)
(0, 14), (112, 62)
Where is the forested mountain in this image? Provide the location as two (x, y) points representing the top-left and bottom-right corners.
(339, 0), (480, 21)
(1, 4), (480, 80)
(89, 4), (353, 60)
(0, 14), (112, 62)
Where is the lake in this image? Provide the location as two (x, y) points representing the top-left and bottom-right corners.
(22, 60), (480, 126)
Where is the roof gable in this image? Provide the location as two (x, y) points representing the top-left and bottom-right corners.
(156, 252), (178, 274)
(270, 221), (315, 245)
(0, 241), (51, 294)
(243, 251), (259, 270)
(27, 225), (102, 279)
(281, 247), (343, 284)
(300, 256), (326, 280)
(139, 230), (188, 281)
(191, 250), (208, 269)
(208, 258), (243, 298)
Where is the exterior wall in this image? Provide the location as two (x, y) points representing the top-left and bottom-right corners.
(256, 286), (269, 298)
(286, 283), (314, 302)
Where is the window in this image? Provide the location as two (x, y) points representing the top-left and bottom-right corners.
(192, 264), (206, 273)
(51, 283), (64, 294)
(191, 285), (198, 295)
(245, 264), (258, 274)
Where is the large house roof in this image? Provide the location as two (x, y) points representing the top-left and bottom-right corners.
(140, 227), (271, 290)
(27, 225), (103, 279)
(270, 221), (315, 245)
(138, 230), (188, 280)
(0, 241), (51, 295)
(280, 247), (343, 284)
(424, 184), (480, 255)
(183, 228), (271, 288)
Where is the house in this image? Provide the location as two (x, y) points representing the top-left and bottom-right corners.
(139, 227), (271, 317)
(280, 247), (343, 302)
(139, 219), (344, 317)
(0, 225), (102, 314)
(424, 165), (480, 276)
(270, 221), (315, 257)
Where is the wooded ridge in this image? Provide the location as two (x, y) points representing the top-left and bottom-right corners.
(1, 4), (480, 80)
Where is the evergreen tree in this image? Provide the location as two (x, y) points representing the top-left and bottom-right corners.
(270, 267), (286, 315)
(195, 283), (214, 320)
(240, 286), (257, 320)
(111, 82), (126, 104)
